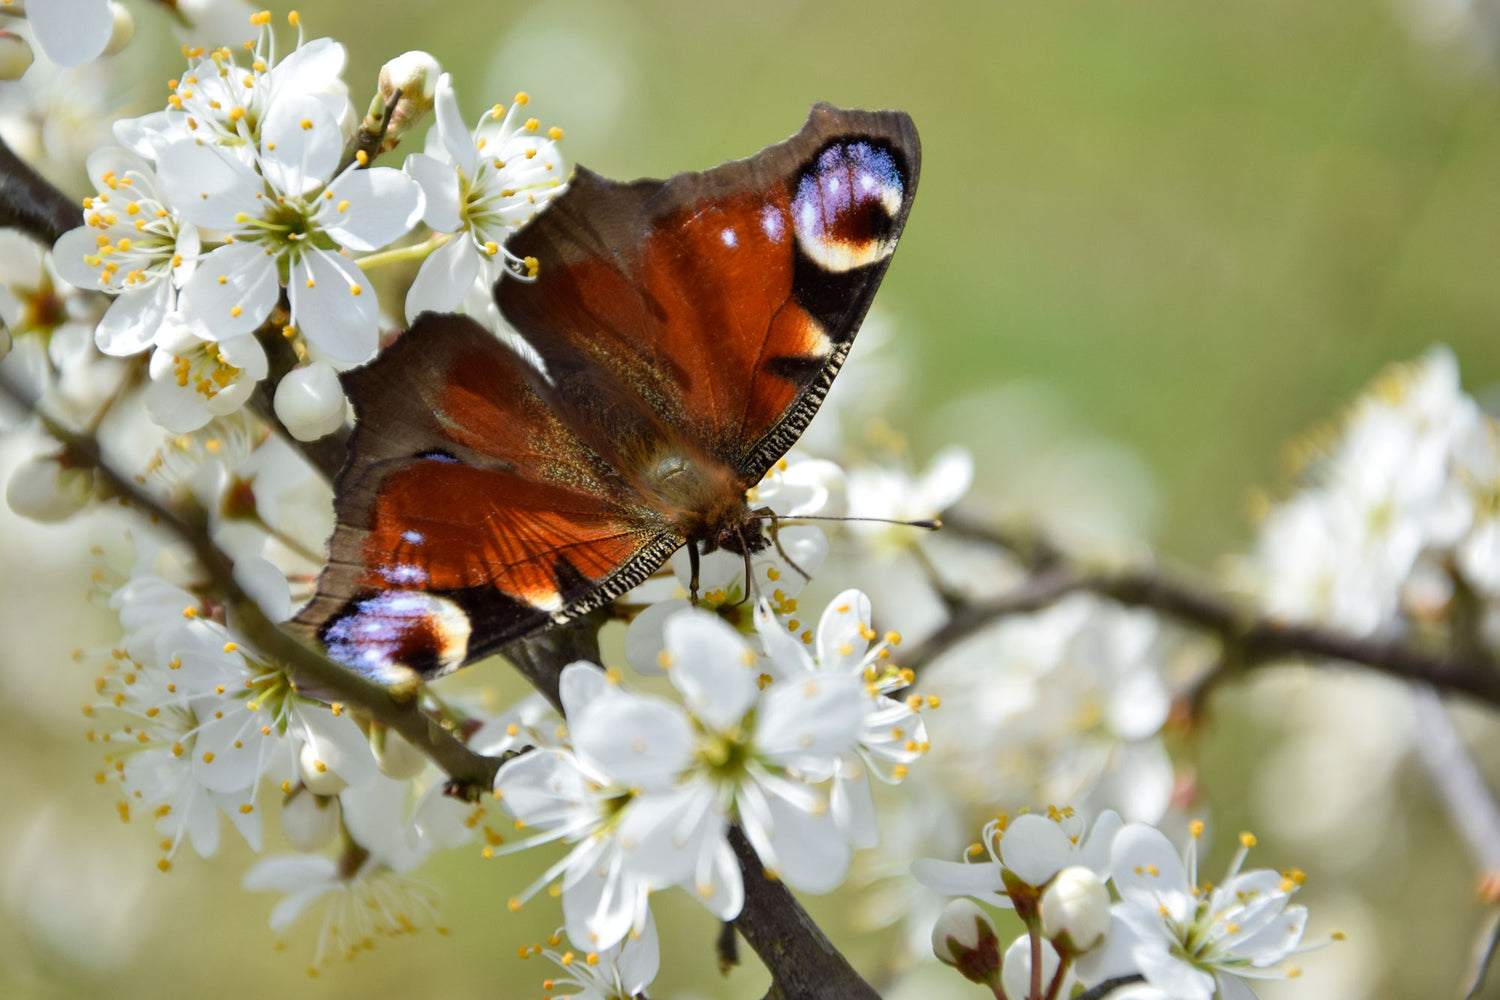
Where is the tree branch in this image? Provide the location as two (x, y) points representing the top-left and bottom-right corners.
(1074, 975), (1146, 1000)
(0, 134), (79, 244)
(912, 521), (1500, 710)
(0, 372), (502, 792)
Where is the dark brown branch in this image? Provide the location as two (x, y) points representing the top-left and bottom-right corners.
(727, 826), (879, 1000)
(0, 134), (80, 245)
(1075, 975), (1146, 1000)
(914, 522), (1500, 710)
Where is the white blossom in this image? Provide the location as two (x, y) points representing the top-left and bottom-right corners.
(403, 74), (566, 319)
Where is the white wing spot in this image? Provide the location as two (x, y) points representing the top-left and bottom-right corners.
(720, 227), (737, 247)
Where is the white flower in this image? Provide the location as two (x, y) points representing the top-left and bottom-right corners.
(124, 18), (349, 160)
(845, 445), (972, 557)
(922, 594), (1177, 823)
(1106, 824), (1312, 1000)
(524, 915), (660, 1000)
(242, 853), (444, 969)
(754, 588), (929, 849)
(403, 74), (566, 320)
(143, 319), (267, 432)
(160, 92), (422, 366)
(912, 808), (1121, 909)
(52, 147), (199, 357)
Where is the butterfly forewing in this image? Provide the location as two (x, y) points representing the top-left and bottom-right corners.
(500, 102), (921, 480)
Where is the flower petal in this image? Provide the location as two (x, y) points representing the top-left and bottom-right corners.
(28, 0), (112, 67)
(180, 242), (280, 337)
(157, 140), (263, 231)
(323, 167), (423, 252)
(572, 690), (694, 790)
(815, 588), (872, 673)
(403, 233), (478, 321)
(259, 94), (342, 196)
(1001, 813), (1077, 887)
(404, 151), (463, 232)
(663, 608), (759, 732)
(289, 251), (379, 366)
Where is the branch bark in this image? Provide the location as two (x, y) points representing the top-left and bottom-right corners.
(912, 520), (1500, 710)
(0, 134), (79, 244)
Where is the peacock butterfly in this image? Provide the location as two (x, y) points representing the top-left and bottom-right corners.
(294, 103), (921, 688)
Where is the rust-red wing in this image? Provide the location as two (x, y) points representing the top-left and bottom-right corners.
(293, 313), (678, 685)
(499, 103), (921, 482)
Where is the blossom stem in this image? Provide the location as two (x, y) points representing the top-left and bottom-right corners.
(1028, 922), (1043, 1000)
(354, 232), (452, 271)
(1042, 954), (1073, 1000)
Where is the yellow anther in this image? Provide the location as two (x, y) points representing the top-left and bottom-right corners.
(548, 126), (564, 140)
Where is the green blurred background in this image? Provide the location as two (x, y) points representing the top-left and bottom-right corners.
(5, 0), (1500, 997)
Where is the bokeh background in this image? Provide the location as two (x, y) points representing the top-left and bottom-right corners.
(5, 0), (1500, 997)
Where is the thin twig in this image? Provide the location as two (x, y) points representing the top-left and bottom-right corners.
(914, 522), (1500, 710)
(1073, 975), (1146, 1000)
(0, 372), (501, 793)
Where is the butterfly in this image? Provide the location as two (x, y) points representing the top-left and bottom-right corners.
(294, 102), (921, 688)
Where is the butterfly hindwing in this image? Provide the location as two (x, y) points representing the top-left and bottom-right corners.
(294, 313), (677, 685)
(499, 102), (920, 482)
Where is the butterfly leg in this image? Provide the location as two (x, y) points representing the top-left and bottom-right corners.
(759, 507), (815, 584)
(687, 542), (702, 606)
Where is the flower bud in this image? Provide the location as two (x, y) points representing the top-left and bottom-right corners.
(281, 788), (340, 852)
(0, 31), (33, 81)
(102, 3), (135, 56)
(6, 453), (92, 522)
(931, 898), (1002, 987)
(371, 50), (442, 154)
(274, 362), (346, 441)
(372, 725), (427, 780)
(1040, 866), (1111, 953)
(299, 741), (350, 796)
(1002, 933), (1066, 1000)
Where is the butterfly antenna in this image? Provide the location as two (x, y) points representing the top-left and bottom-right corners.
(752, 513), (943, 532)
(732, 526), (758, 608)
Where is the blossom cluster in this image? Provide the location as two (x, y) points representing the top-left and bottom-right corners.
(916, 810), (1329, 1000)
(1251, 347), (1500, 641)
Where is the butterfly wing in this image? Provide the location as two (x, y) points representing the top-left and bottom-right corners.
(499, 102), (920, 482)
(293, 313), (678, 686)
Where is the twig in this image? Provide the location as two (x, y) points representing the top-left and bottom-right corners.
(0, 371), (502, 793)
(0, 134), (79, 244)
(1073, 975), (1146, 1000)
(338, 86), (400, 173)
(913, 522), (1500, 710)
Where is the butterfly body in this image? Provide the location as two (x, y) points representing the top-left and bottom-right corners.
(296, 104), (920, 688)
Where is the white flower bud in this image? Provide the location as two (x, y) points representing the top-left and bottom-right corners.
(281, 789), (340, 852)
(930, 898), (1001, 986)
(0, 31), (33, 80)
(372, 726), (427, 780)
(102, 2), (134, 56)
(372, 50), (442, 153)
(274, 362), (346, 441)
(1002, 933), (1065, 1000)
(1040, 865), (1112, 953)
(6, 453), (92, 522)
(379, 50), (441, 104)
(299, 741), (350, 796)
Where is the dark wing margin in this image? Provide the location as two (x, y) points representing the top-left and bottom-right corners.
(498, 102), (921, 483)
(292, 313), (678, 687)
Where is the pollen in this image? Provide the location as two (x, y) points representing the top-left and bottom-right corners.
(350, 284), (363, 296)
(230, 305), (243, 317)
(1190, 819), (1205, 839)
(300, 118), (314, 130)
(514, 91), (530, 105)
(1240, 832), (1258, 848)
